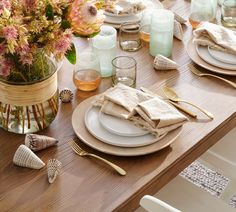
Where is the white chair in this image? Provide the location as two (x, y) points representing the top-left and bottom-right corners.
(137, 176), (235, 212)
(140, 195), (181, 212)
(199, 127), (236, 203)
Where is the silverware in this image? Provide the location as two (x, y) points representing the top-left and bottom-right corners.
(69, 139), (126, 176)
(189, 64), (236, 89)
(162, 86), (214, 119)
(140, 87), (197, 118)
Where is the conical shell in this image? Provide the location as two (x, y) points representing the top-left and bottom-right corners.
(174, 20), (183, 41)
(25, 134), (58, 152)
(47, 159), (62, 184)
(153, 55), (178, 70)
(13, 145), (45, 169)
(174, 12), (187, 24)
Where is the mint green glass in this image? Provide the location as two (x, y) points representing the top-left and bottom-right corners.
(149, 9), (174, 58)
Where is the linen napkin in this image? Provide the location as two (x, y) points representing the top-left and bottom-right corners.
(93, 84), (187, 137)
(193, 22), (236, 55)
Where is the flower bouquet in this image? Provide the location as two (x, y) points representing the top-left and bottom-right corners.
(0, 0), (104, 133)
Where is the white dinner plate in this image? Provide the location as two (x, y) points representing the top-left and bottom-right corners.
(196, 45), (236, 71)
(104, 0), (161, 25)
(186, 39), (236, 76)
(72, 96), (182, 156)
(208, 47), (236, 65)
(99, 111), (149, 137)
(104, 13), (142, 25)
(85, 106), (166, 148)
(104, 1), (141, 17)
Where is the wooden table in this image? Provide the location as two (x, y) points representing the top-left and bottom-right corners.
(1, 0), (236, 211)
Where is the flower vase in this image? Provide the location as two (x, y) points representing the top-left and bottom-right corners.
(0, 51), (59, 134)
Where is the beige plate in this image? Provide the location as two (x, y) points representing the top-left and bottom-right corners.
(186, 38), (236, 76)
(71, 96), (182, 156)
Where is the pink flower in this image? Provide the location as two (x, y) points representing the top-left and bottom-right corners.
(2, 26), (18, 40)
(0, 59), (12, 77)
(67, 0), (104, 36)
(0, 0), (11, 14)
(0, 43), (6, 55)
(16, 44), (30, 55)
(22, 0), (36, 10)
(54, 37), (71, 55)
(19, 53), (33, 65)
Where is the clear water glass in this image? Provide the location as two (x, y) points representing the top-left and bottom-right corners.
(221, 0), (236, 27)
(119, 22), (142, 52)
(112, 56), (137, 88)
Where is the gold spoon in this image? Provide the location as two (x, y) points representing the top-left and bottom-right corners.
(189, 64), (236, 89)
(162, 86), (214, 119)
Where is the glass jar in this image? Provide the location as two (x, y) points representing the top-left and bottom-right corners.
(221, 0), (236, 27)
(73, 51), (101, 91)
(0, 51), (59, 134)
(189, 0), (217, 29)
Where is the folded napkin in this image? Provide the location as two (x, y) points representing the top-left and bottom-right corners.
(193, 22), (236, 55)
(93, 84), (187, 136)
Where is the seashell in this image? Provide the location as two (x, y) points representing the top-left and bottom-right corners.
(174, 20), (184, 41)
(174, 12), (187, 24)
(25, 134), (58, 152)
(153, 54), (178, 70)
(47, 159), (62, 184)
(59, 88), (73, 103)
(13, 145), (45, 169)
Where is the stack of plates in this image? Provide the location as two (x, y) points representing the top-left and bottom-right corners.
(71, 96), (182, 156)
(104, 0), (163, 28)
(187, 38), (236, 76)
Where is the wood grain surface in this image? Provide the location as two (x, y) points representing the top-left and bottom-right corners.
(1, 0), (236, 211)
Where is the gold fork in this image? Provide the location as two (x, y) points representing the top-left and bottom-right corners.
(189, 64), (236, 89)
(69, 139), (126, 176)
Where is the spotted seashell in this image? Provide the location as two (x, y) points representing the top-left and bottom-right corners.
(153, 54), (178, 70)
(47, 159), (62, 184)
(174, 20), (184, 41)
(25, 134), (58, 152)
(13, 145), (45, 169)
(174, 12), (187, 24)
(59, 88), (73, 103)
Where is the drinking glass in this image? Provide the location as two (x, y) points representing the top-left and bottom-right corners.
(73, 51), (101, 91)
(149, 9), (174, 57)
(189, 0), (217, 29)
(221, 0), (236, 27)
(119, 22), (142, 52)
(140, 9), (153, 43)
(140, 24), (150, 43)
(92, 25), (117, 77)
(112, 56), (137, 88)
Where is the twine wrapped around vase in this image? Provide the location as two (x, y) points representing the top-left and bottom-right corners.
(0, 72), (57, 106)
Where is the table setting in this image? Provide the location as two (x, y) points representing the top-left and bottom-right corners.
(1, 0), (236, 211)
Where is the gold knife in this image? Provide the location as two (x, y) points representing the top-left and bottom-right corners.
(140, 87), (197, 118)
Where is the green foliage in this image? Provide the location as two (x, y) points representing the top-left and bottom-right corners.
(61, 20), (71, 29)
(65, 43), (76, 64)
(74, 31), (100, 38)
(46, 4), (54, 20)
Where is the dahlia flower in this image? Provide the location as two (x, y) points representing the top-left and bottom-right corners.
(67, 0), (104, 37)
